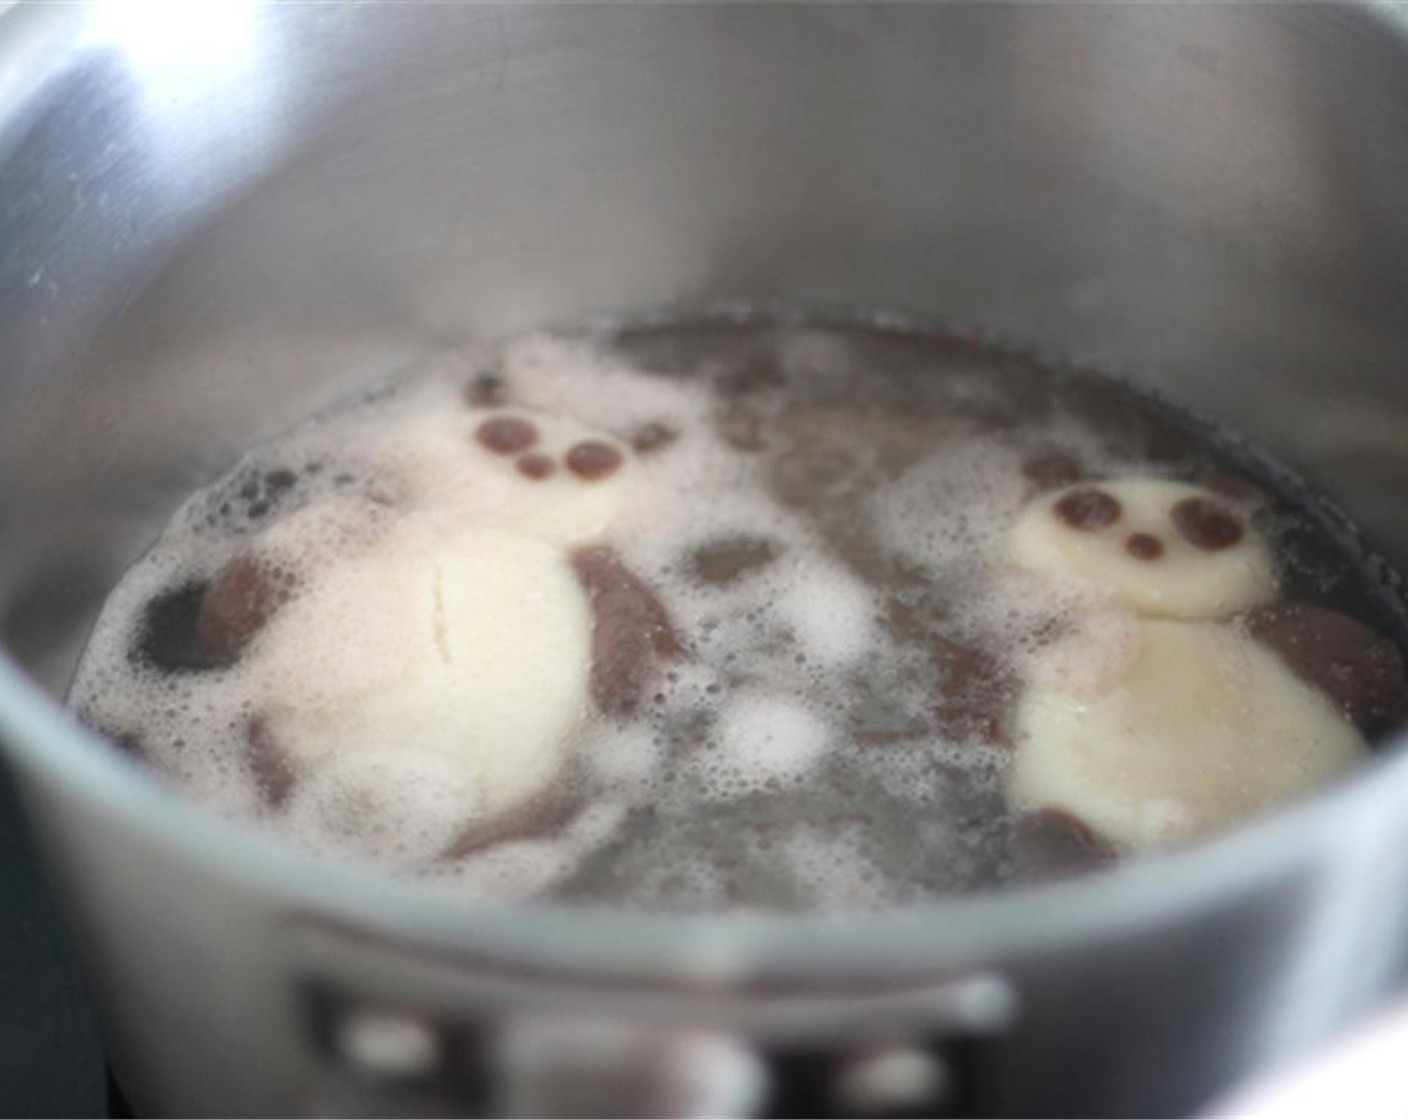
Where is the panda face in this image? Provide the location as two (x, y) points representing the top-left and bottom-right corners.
(377, 407), (641, 549)
(1006, 477), (1277, 620)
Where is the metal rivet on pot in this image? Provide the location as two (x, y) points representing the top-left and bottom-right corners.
(832, 1045), (950, 1115)
(334, 1007), (440, 1080)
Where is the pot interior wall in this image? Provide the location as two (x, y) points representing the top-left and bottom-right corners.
(4, 3), (1408, 693)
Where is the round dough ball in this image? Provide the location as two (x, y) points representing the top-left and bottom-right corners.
(252, 517), (592, 819)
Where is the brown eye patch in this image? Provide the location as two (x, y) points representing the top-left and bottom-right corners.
(565, 440), (625, 480)
(476, 416), (539, 455)
(1171, 497), (1243, 551)
(1053, 487), (1121, 530)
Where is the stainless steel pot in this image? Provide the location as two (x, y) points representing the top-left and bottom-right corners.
(5, 3), (1408, 1116)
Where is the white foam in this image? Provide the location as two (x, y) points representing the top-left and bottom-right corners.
(777, 822), (891, 910)
(282, 748), (483, 870)
(707, 693), (832, 795)
(582, 722), (662, 795)
(502, 334), (718, 442)
(773, 555), (877, 668)
(440, 802), (627, 900)
(615, 849), (731, 911)
(873, 437), (1029, 577)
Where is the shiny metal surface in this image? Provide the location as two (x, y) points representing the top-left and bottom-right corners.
(1207, 989), (1408, 1117)
(5, 2), (1408, 1115)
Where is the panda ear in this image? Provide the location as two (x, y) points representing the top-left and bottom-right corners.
(1007, 476), (1277, 622)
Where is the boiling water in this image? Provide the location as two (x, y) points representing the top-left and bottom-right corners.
(68, 313), (1408, 910)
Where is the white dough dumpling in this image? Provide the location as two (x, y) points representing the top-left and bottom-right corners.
(1008, 477), (1276, 620)
(1010, 618), (1367, 849)
(378, 406), (639, 548)
(251, 515), (593, 819)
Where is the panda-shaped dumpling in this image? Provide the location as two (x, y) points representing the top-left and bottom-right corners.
(1004, 476), (1372, 860)
(373, 405), (643, 549)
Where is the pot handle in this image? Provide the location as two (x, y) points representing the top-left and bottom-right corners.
(285, 920), (1018, 1118)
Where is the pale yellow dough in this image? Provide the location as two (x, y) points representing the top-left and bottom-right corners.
(376, 407), (638, 548)
(1008, 477), (1276, 620)
(1011, 618), (1366, 848)
(252, 516), (593, 817)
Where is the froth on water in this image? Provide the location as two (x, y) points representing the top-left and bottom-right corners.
(67, 313), (1408, 911)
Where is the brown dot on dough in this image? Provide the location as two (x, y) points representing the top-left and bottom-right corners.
(571, 546), (682, 717)
(1170, 496), (1244, 550)
(1244, 603), (1408, 738)
(1010, 808), (1118, 881)
(1053, 487), (1122, 530)
(195, 554), (297, 663)
(516, 453), (556, 480)
(1125, 532), (1164, 560)
(565, 440), (624, 480)
(476, 416), (539, 455)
